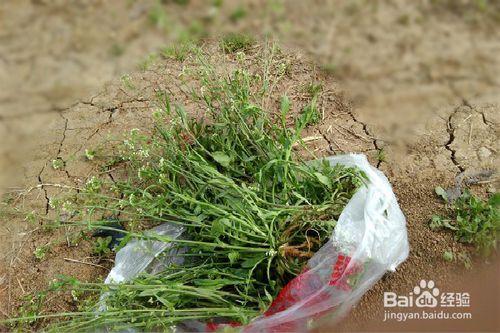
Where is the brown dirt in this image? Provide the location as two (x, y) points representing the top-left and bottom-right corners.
(0, 0), (499, 331)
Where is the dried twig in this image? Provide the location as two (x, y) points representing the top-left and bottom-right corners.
(63, 258), (107, 270)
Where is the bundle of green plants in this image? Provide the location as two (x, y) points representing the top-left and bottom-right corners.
(9, 56), (367, 332)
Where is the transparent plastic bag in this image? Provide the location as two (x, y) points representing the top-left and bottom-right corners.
(104, 223), (185, 284)
(103, 153), (409, 332)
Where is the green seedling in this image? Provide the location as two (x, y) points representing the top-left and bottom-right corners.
(220, 33), (254, 53)
(92, 236), (112, 256)
(431, 189), (499, 257)
(230, 6), (247, 22)
(51, 158), (64, 170)
(443, 250), (454, 262)
(34, 246), (49, 261)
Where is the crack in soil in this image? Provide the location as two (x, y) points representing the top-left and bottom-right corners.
(36, 164), (50, 215)
(56, 113), (69, 158)
(445, 105), (466, 173)
(317, 128), (336, 154)
(37, 113), (71, 215)
(346, 109), (382, 168)
(478, 110), (493, 127)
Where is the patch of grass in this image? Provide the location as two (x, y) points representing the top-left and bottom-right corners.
(220, 33), (254, 53)
(305, 82), (323, 96)
(344, 2), (360, 16)
(429, 0), (500, 25)
(161, 43), (192, 61)
(376, 148), (386, 164)
(120, 74), (135, 90)
(266, 0), (284, 15)
(51, 158), (64, 170)
(212, 0), (223, 8)
(15, 292), (47, 328)
(320, 63), (337, 76)
(177, 20), (207, 43)
(167, 0), (190, 5)
(148, 2), (169, 29)
(138, 53), (159, 71)
(397, 14), (410, 25)
(92, 236), (112, 256)
(229, 6), (247, 22)
(442, 249), (473, 269)
(430, 189), (499, 257)
(109, 43), (125, 57)
(33, 246), (49, 261)
(84, 149), (96, 161)
(457, 251), (472, 269)
(443, 250), (454, 262)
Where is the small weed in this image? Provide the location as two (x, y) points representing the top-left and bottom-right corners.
(92, 236), (112, 256)
(344, 2), (360, 16)
(443, 250), (454, 262)
(305, 82), (323, 96)
(169, 0), (189, 5)
(51, 158), (64, 170)
(212, 0), (223, 8)
(220, 33), (254, 53)
(138, 53), (159, 71)
(178, 20), (207, 44)
(34, 246), (49, 261)
(376, 148), (386, 163)
(442, 250), (472, 269)
(16, 292), (47, 326)
(149, 3), (169, 29)
(458, 251), (472, 269)
(109, 43), (125, 57)
(24, 211), (37, 224)
(320, 63), (337, 75)
(85, 149), (96, 161)
(430, 189), (499, 257)
(161, 42), (192, 61)
(397, 14), (410, 25)
(120, 74), (135, 90)
(230, 6), (247, 22)
(267, 0), (284, 15)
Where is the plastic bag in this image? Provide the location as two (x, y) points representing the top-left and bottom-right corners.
(103, 153), (409, 332)
(104, 223), (185, 284)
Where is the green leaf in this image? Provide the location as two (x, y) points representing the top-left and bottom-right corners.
(280, 95), (290, 117)
(264, 288), (274, 303)
(155, 295), (174, 308)
(139, 289), (159, 297)
(228, 251), (240, 264)
(211, 218), (226, 237)
(429, 215), (443, 230)
(212, 151), (232, 167)
(488, 192), (500, 207)
(241, 255), (264, 268)
(314, 172), (332, 188)
(443, 251), (454, 262)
